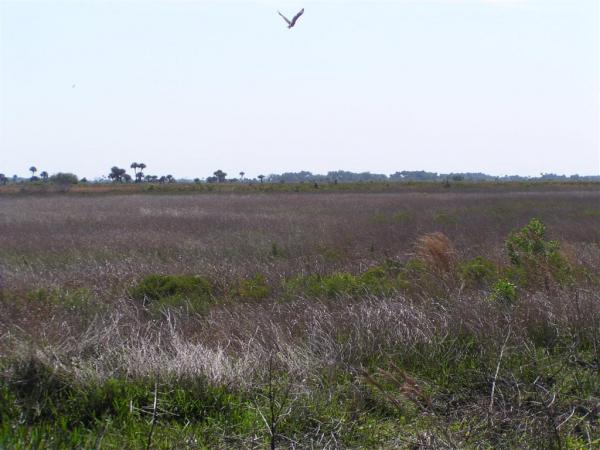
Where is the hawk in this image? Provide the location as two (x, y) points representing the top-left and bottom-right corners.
(278, 8), (304, 29)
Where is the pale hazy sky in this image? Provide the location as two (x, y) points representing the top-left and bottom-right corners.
(0, 0), (598, 179)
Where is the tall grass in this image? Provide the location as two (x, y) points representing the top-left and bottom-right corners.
(1, 186), (600, 447)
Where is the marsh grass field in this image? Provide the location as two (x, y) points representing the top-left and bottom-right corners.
(1, 183), (600, 448)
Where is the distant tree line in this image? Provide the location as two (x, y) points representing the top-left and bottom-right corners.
(262, 170), (600, 183)
(2, 166), (600, 186)
(106, 164), (176, 184)
(0, 167), (80, 185)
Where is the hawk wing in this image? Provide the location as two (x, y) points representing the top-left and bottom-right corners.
(278, 11), (291, 26)
(289, 8), (304, 27)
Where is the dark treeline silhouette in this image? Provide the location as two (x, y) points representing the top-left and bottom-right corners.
(3, 166), (600, 186)
(106, 164), (175, 184)
(1, 167), (79, 185)
(264, 170), (600, 183)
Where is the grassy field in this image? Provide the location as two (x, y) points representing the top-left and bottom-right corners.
(1, 184), (600, 448)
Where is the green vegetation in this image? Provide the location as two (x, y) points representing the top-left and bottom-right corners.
(458, 256), (497, 288)
(49, 172), (79, 185)
(489, 278), (518, 304)
(131, 274), (213, 314)
(237, 274), (270, 300)
(506, 217), (574, 286)
(0, 358), (253, 448)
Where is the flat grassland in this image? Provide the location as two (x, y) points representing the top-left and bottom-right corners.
(1, 184), (600, 448)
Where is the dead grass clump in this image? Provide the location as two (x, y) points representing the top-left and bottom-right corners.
(415, 232), (456, 273)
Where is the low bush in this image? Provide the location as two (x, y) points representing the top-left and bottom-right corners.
(506, 218), (574, 286)
(131, 274), (213, 313)
(458, 256), (497, 288)
(358, 266), (397, 295)
(489, 278), (517, 304)
(237, 274), (270, 300)
(284, 263), (408, 299)
(287, 273), (357, 298)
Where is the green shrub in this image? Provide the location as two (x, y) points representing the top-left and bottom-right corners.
(506, 218), (554, 265)
(502, 265), (527, 286)
(403, 258), (427, 275)
(358, 267), (396, 295)
(381, 258), (404, 274)
(132, 274), (212, 300)
(546, 251), (575, 284)
(284, 265), (406, 299)
(131, 274), (213, 313)
(238, 274), (270, 300)
(21, 288), (95, 313)
(284, 273), (358, 298)
(283, 257), (471, 300)
(397, 258), (428, 287)
(490, 278), (517, 304)
(318, 273), (358, 297)
(505, 218), (573, 285)
(458, 256), (497, 288)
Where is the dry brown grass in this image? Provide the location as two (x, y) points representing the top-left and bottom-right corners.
(1, 188), (598, 294)
(4, 285), (599, 386)
(1, 186), (600, 446)
(415, 232), (456, 273)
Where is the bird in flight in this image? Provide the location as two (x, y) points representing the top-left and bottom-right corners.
(278, 8), (304, 29)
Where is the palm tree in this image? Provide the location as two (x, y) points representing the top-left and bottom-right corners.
(29, 166), (37, 178)
(40, 171), (49, 181)
(130, 162), (138, 177)
(138, 163), (146, 182)
(258, 174), (265, 184)
(239, 171), (245, 181)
